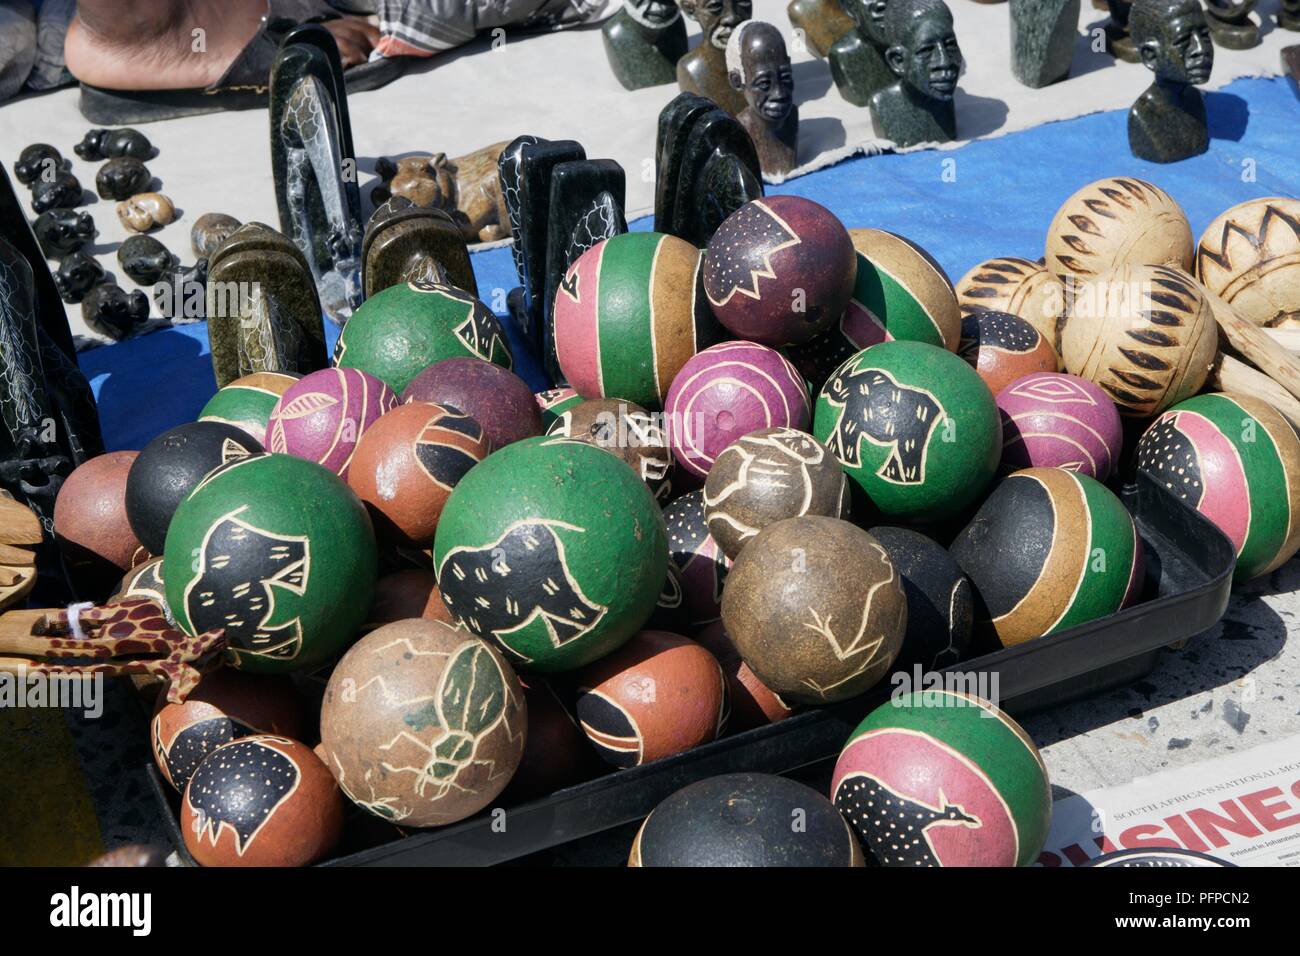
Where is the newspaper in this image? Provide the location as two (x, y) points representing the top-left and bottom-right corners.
(1037, 738), (1300, 867)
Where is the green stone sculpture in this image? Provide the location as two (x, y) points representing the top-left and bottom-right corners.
(788, 0), (856, 58)
(205, 222), (328, 389)
(1104, 0), (1140, 62)
(602, 0), (688, 90)
(869, 0), (963, 148)
(829, 0), (896, 107)
(1128, 0), (1214, 164)
(1010, 0), (1080, 88)
(1203, 0), (1259, 50)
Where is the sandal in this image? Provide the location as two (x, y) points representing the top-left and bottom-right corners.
(77, 0), (407, 125)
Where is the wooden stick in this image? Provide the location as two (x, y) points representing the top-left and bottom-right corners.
(0, 542), (35, 565)
(1208, 294), (1300, 403)
(1262, 327), (1300, 355)
(1211, 353), (1300, 429)
(0, 498), (42, 546)
(0, 609), (58, 644)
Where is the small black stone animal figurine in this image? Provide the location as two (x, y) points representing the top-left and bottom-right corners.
(602, 0), (688, 90)
(830, 0), (896, 106)
(153, 259), (208, 321)
(31, 170), (84, 214)
(33, 209), (96, 258)
(654, 93), (764, 247)
(269, 24), (364, 325)
(53, 251), (106, 304)
(95, 158), (152, 201)
(1283, 0), (1300, 29)
(205, 222), (328, 388)
(727, 21), (798, 177)
(788, 0), (857, 58)
(677, 0), (753, 115)
(1203, 0), (1258, 49)
(870, 0), (963, 147)
(514, 139), (587, 351)
(14, 144), (64, 186)
(191, 213), (242, 259)
(118, 234), (175, 286)
(1104, 0), (1140, 62)
(544, 160), (628, 380)
(1010, 0), (1080, 88)
(1128, 0), (1214, 163)
(0, 228), (105, 588)
(81, 282), (150, 341)
(361, 197), (475, 298)
(74, 127), (155, 162)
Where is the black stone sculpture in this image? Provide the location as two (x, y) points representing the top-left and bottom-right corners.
(14, 144), (64, 187)
(1105, 0), (1140, 62)
(603, 0), (688, 89)
(1203, 0), (1258, 49)
(0, 213), (105, 600)
(95, 157), (152, 201)
(361, 197), (476, 298)
(269, 24), (363, 324)
(869, 0), (963, 147)
(53, 251), (106, 304)
(654, 92), (764, 248)
(543, 159), (628, 380)
(118, 234), (176, 287)
(74, 127), (155, 161)
(81, 282), (150, 341)
(829, 0), (895, 106)
(205, 222), (328, 388)
(1128, 0), (1214, 163)
(514, 138), (587, 351)
(34, 209), (96, 259)
(31, 170), (83, 214)
(0, 165), (78, 358)
(1010, 0), (1080, 88)
(153, 259), (208, 322)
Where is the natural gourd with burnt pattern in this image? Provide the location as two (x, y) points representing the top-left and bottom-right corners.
(1062, 263), (1217, 417)
(1195, 197), (1300, 329)
(955, 256), (1067, 353)
(1045, 177), (1193, 282)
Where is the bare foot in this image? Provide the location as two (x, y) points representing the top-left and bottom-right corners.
(65, 0), (379, 91)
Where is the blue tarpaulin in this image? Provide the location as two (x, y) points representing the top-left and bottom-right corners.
(79, 76), (1300, 452)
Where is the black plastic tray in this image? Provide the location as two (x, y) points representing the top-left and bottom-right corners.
(150, 471), (1236, 866)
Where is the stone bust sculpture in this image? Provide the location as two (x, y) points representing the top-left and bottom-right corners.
(829, 0), (895, 106)
(1128, 0), (1214, 163)
(727, 21), (799, 176)
(677, 0), (754, 115)
(602, 0), (689, 90)
(786, 0), (855, 58)
(869, 0), (963, 147)
(1202, 0), (1259, 50)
